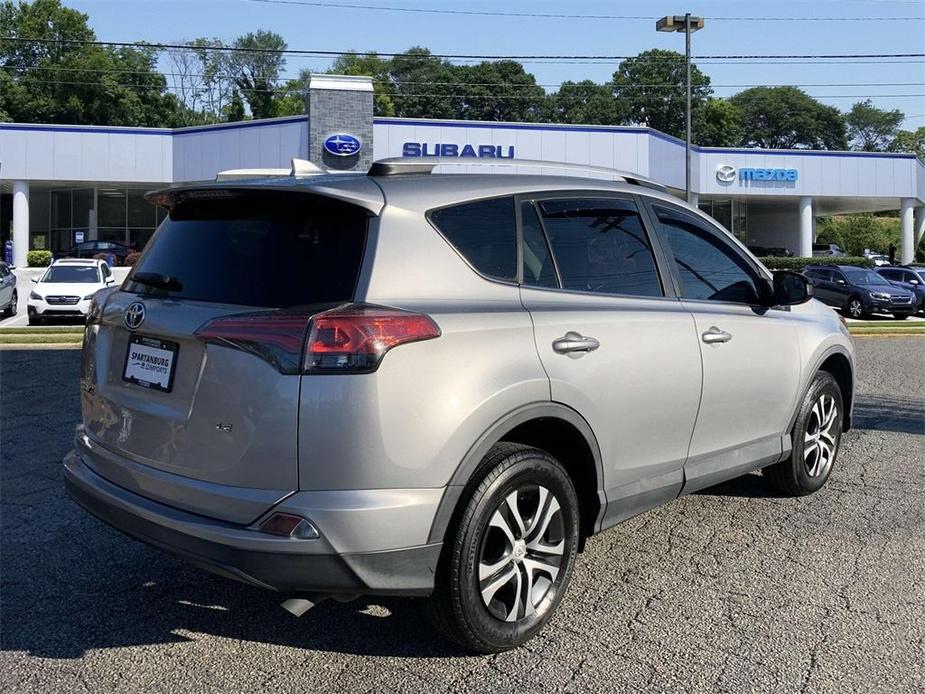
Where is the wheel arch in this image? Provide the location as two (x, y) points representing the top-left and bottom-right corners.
(789, 344), (855, 434)
(427, 403), (605, 549)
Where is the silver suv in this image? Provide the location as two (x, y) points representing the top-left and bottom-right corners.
(65, 158), (855, 653)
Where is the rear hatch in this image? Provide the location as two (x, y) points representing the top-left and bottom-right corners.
(80, 189), (371, 519)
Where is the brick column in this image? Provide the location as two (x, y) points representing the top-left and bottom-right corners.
(307, 74), (374, 172)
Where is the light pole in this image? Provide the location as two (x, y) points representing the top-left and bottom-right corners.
(657, 14), (704, 204)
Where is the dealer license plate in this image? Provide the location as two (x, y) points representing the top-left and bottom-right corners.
(123, 335), (179, 393)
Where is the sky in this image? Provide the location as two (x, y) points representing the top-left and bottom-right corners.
(64, 0), (925, 129)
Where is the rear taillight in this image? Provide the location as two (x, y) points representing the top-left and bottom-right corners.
(305, 304), (440, 374)
(194, 312), (312, 374)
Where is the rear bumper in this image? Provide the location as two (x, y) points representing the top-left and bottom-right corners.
(64, 450), (442, 596)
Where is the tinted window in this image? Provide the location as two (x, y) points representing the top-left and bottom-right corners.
(430, 197), (517, 280)
(41, 266), (101, 284)
(126, 192), (367, 308)
(652, 205), (761, 304)
(844, 269), (889, 286)
(537, 198), (663, 297)
(521, 202), (558, 288)
(805, 269), (828, 281)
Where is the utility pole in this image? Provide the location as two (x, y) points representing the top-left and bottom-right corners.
(656, 14), (705, 204)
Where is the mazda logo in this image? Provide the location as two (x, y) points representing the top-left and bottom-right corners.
(124, 302), (146, 330)
(716, 164), (736, 183)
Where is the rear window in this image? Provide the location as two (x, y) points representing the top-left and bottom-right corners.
(429, 196), (517, 281)
(125, 192), (367, 308)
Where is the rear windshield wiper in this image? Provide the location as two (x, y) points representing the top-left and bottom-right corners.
(130, 272), (183, 292)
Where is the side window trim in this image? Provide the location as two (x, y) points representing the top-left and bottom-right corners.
(516, 198), (562, 289)
(516, 190), (675, 300)
(640, 196), (769, 307)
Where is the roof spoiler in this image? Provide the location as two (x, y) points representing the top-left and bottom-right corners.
(367, 157), (668, 192)
(214, 158), (325, 181)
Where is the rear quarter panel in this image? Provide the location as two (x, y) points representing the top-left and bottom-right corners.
(295, 203), (551, 491)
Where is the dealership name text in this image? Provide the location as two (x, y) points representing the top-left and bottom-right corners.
(402, 142), (516, 158)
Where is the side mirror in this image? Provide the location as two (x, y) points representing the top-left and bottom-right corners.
(836, 279), (846, 285)
(771, 270), (811, 306)
(910, 279), (920, 286)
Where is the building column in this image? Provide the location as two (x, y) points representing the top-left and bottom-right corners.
(900, 198), (915, 265)
(914, 205), (925, 251)
(12, 180), (29, 268)
(798, 196), (813, 258)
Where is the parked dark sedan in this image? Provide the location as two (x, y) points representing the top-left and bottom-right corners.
(804, 265), (916, 319)
(54, 240), (133, 265)
(876, 266), (925, 313)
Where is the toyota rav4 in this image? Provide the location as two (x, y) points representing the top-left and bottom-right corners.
(65, 158), (855, 653)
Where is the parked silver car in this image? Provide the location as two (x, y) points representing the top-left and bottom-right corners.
(65, 158), (855, 653)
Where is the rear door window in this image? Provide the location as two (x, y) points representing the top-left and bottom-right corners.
(429, 196), (517, 281)
(125, 192), (367, 308)
(536, 197), (663, 297)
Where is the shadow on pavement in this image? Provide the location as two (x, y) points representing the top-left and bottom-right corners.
(851, 394), (925, 436)
(0, 350), (464, 660)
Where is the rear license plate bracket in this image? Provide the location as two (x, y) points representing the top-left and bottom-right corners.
(122, 334), (179, 393)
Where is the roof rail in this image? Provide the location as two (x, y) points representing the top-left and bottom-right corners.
(216, 158), (325, 181)
(367, 157), (668, 192)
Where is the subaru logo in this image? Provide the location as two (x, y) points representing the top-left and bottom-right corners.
(124, 301), (146, 330)
(716, 165), (736, 183)
(323, 133), (362, 157)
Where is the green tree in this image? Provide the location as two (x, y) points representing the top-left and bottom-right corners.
(389, 47), (462, 120)
(731, 86), (847, 150)
(816, 214), (900, 256)
(611, 49), (712, 138)
(845, 99), (904, 151)
(455, 60), (545, 122)
(693, 99), (742, 147)
(543, 80), (623, 125)
(889, 126), (925, 159)
(329, 52), (395, 116)
(223, 89), (246, 122)
(0, 0), (183, 126)
(229, 30), (286, 120)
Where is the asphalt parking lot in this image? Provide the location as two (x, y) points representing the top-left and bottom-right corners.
(1, 339), (923, 693)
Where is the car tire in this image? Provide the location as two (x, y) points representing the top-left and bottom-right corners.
(27, 314), (42, 326)
(892, 313), (909, 320)
(6, 291), (17, 317)
(428, 442), (580, 653)
(764, 371), (843, 496)
(843, 296), (867, 320)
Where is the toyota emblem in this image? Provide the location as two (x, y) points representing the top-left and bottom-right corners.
(124, 302), (146, 330)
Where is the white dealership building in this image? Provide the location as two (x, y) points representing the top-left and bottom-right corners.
(2, 74), (924, 267)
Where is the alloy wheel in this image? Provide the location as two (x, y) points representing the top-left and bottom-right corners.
(478, 484), (564, 622)
(804, 393), (839, 478)
(848, 299), (863, 319)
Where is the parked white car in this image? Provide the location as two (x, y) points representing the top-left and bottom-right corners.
(867, 254), (891, 267)
(28, 258), (115, 325)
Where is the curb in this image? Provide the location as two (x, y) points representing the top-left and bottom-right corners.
(0, 343), (82, 350)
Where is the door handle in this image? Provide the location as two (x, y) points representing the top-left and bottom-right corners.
(701, 326), (732, 344)
(552, 331), (600, 357)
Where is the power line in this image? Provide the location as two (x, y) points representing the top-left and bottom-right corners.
(3, 65), (922, 90)
(6, 75), (923, 101)
(240, 0), (924, 21)
(1, 36), (922, 62)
